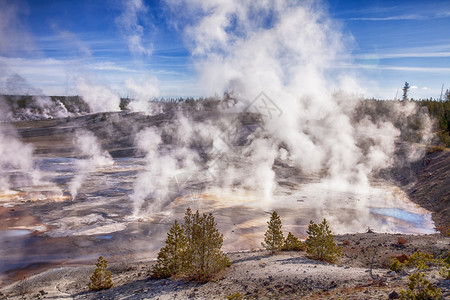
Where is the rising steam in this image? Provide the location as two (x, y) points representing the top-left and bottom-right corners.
(129, 0), (433, 219)
(0, 123), (40, 191)
(125, 77), (161, 114)
(0, 96), (43, 191)
(168, 0), (431, 182)
(3, 74), (70, 121)
(69, 130), (114, 200)
(76, 76), (121, 113)
(130, 124), (201, 217)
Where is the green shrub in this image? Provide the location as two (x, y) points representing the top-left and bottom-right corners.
(261, 211), (284, 253)
(439, 266), (450, 279)
(151, 208), (230, 282)
(406, 251), (437, 270)
(439, 252), (450, 279)
(227, 292), (242, 300)
(399, 272), (442, 299)
(151, 220), (187, 279)
(391, 251), (440, 273)
(305, 219), (342, 264)
(390, 258), (405, 272)
(182, 208), (231, 282)
(442, 251), (450, 265)
(89, 256), (113, 291)
(390, 250), (443, 272)
(283, 232), (305, 251)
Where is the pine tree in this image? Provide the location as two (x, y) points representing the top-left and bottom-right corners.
(152, 208), (230, 282)
(402, 82), (410, 101)
(88, 256), (113, 291)
(283, 232), (305, 251)
(261, 211), (284, 253)
(183, 209), (230, 282)
(305, 219), (342, 263)
(151, 220), (187, 279)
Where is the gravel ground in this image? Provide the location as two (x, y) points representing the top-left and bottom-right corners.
(1, 233), (449, 299)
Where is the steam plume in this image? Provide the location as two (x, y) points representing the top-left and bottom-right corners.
(130, 124), (201, 217)
(69, 130), (114, 200)
(120, 0), (434, 223)
(4, 74), (70, 121)
(75, 76), (121, 113)
(125, 77), (161, 114)
(164, 0), (431, 188)
(0, 96), (41, 191)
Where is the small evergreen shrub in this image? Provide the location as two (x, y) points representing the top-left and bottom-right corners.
(390, 250), (440, 273)
(227, 292), (242, 300)
(390, 258), (405, 272)
(282, 232), (305, 251)
(305, 219), (342, 264)
(406, 251), (437, 270)
(89, 256), (113, 291)
(439, 252), (450, 279)
(151, 208), (230, 282)
(439, 265), (450, 279)
(399, 272), (442, 299)
(261, 211), (284, 253)
(183, 208), (231, 282)
(151, 220), (187, 279)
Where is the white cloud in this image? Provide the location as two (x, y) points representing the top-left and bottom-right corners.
(53, 27), (92, 56)
(0, 55), (191, 97)
(116, 0), (152, 57)
(410, 85), (418, 89)
(348, 9), (450, 22)
(348, 14), (425, 21)
(0, 0), (34, 55)
(0, 56), (69, 94)
(89, 62), (137, 72)
(342, 63), (450, 73)
(353, 51), (450, 59)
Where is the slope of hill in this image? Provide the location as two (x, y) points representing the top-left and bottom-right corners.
(406, 149), (450, 233)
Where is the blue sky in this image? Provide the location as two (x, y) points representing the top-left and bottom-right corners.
(0, 0), (449, 99)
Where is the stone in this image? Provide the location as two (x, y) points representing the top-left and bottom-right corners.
(397, 237), (407, 245)
(389, 291), (400, 299)
(395, 254), (409, 263)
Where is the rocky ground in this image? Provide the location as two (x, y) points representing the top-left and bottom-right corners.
(1, 233), (448, 299)
(405, 149), (450, 233)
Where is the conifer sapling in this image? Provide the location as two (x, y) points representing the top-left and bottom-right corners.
(305, 219), (342, 263)
(261, 211), (284, 253)
(89, 256), (113, 291)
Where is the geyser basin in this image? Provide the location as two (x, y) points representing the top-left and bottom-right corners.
(0, 155), (435, 286)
